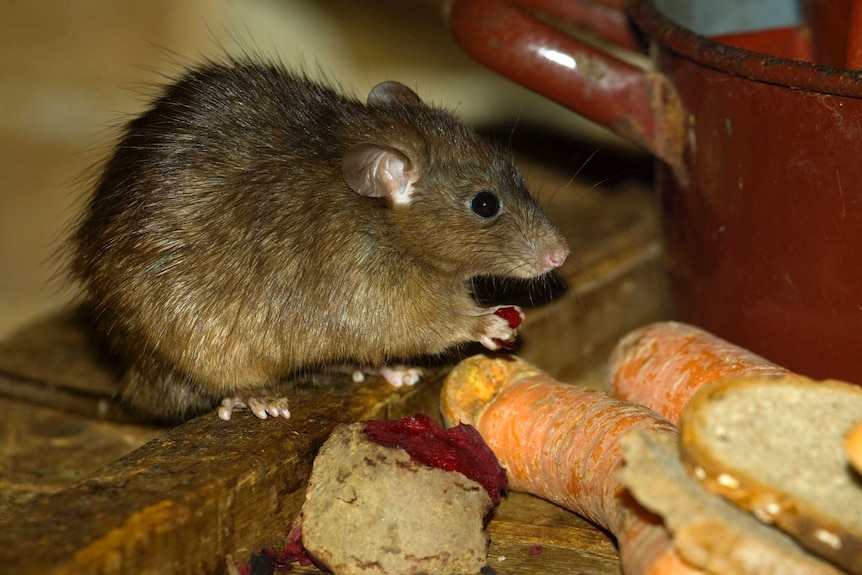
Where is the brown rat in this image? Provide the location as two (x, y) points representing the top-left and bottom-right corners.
(69, 57), (569, 423)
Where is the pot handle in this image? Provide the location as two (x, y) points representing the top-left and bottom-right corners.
(448, 0), (689, 185)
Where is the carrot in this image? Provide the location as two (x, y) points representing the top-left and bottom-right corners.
(441, 354), (704, 575)
(608, 322), (791, 425)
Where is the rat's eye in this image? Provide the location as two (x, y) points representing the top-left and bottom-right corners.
(470, 190), (501, 219)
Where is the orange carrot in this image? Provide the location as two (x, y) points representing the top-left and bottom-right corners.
(441, 354), (704, 575)
(608, 322), (791, 425)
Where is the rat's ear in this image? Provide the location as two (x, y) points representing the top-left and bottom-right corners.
(367, 81), (422, 107)
(342, 143), (418, 205)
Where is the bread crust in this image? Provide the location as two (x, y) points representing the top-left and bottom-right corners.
(621, 428), (843, 575)
(680, 375), (862, 574)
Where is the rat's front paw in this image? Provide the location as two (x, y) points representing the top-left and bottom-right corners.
(218, 395), (291, 421)
(475, 305), (524, 350)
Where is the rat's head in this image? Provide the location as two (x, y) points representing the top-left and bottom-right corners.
(342, 81), (568, 280)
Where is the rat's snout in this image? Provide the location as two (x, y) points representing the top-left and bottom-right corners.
(544, 241), (569, 270)
(514, 233), (569, 279)
(537, 233), (569, 274)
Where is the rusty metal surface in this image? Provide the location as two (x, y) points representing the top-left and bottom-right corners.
(626, 0), (862, 96)
(447, 0), (688, 184)
(512, 0), (638, 51)
(803, 0), (855, 67)
(628, 0), (862, 383)
(656, 51), (862, 384)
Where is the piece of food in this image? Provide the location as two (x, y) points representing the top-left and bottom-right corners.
(620, 428), (843, 575)
(845, 420), (862, 475)
(680, 375), (862, 574)
(491, 305), (524, 350)
(441, 354), (704, 575)
(493, 305), (524, 329)
(608, 321), (790, 425)
(299, 415), (504, 575)
(363, 413), (507, 510)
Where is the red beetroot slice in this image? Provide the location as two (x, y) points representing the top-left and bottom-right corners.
(494, 306), (523, 329)
(267, 525), (314, 569)
(363, 413), (507, 507)
(492, 306), (522, 350)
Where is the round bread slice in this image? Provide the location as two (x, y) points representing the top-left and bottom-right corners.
(680, 375), (862, 574)
(620, 427), (843, 575)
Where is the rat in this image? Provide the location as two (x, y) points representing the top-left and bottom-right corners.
(68, 57), (569, 423)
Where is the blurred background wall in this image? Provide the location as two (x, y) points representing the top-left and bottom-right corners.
(0, 0), (617, 338)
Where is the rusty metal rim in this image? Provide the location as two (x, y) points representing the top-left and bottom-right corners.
(627, 0), (862, 98)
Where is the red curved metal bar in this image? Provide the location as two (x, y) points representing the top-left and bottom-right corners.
(448, 0), (687, 182)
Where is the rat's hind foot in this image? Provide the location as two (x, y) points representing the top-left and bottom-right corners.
(351, 365), (423, 388)
(218, 395), (291, 420)
(379, 365), (423, 388)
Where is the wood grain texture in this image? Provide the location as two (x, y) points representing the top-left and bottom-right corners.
(0, 371), (442, 574)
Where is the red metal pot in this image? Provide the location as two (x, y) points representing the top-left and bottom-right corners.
(449, 0), (862, 383)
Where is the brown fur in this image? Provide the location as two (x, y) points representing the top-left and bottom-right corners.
(69, 57), (568, 422)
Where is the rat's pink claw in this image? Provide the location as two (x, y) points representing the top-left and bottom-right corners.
(218, 397), (244, 420)
(353, 365), (423, 388)
(378, 366), (423, 388)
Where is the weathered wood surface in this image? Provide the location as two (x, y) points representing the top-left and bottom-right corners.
(0, 306), (128, 420)
(0, 395), (162, 522)
(487, 492), (620, 575)
(0, 371), (444, 574)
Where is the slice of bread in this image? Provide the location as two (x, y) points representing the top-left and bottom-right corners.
(620, 427), (843, 575)
(680, 375), (862, 574)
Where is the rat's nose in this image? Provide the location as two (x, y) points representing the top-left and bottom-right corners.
(544, 242), (569, 270)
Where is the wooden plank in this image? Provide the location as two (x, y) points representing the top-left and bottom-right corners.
(0, 306), (131, 421)
(486, 492), (620, 575)
(0, 372), (443, 574)
(0, 396), (162, 523)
